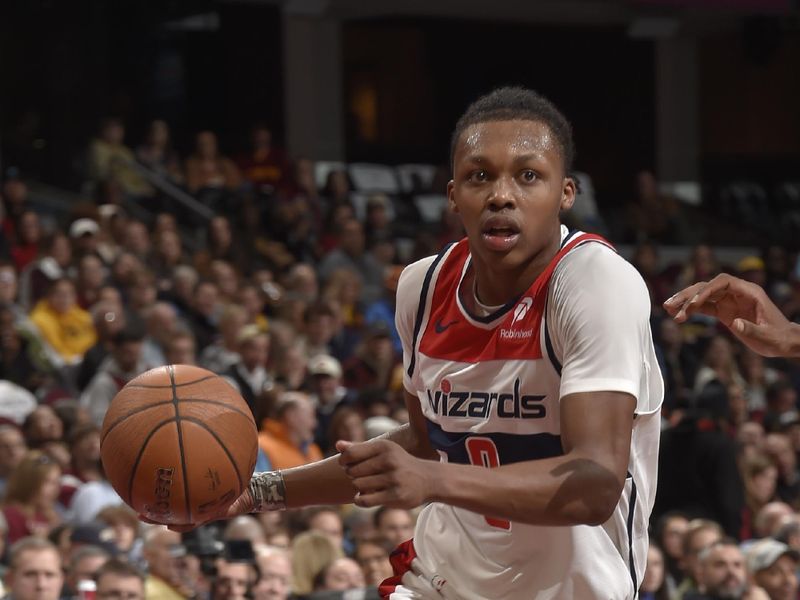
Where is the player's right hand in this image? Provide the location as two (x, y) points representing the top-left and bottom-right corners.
(138, 488), (258, 532)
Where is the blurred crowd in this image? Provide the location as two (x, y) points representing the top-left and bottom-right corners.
(1, 116), (800, 600)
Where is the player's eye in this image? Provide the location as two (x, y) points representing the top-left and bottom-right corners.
(468, 170), (488, 183)
(520, 170), (537, 183)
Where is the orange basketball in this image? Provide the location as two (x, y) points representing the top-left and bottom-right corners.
(100, 365), (258, 525)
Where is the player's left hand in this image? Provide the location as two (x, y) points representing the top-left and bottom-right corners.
(336, 439), (437, 509)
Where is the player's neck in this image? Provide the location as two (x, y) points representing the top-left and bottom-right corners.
(469, 236), (561, 306)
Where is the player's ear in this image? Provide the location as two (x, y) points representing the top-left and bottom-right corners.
(447, 180), (459, 213)
(560, 177), (576, 211)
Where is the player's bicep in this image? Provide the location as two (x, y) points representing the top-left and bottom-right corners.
(559, 390), (635, 487)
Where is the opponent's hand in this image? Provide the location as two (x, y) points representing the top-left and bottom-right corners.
(663, 273), (795, 357)
(337, 439), (437, 509)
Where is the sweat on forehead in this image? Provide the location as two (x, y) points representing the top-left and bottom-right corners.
(458, 120), (559, 161)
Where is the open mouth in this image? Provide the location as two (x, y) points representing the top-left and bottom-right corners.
(481, 218), (521, 252)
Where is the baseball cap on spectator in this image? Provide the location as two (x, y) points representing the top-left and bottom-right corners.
(738, 256), (765, 273)
(70, 522), (120, 556)
(365, 321), (392, 340)
(309, 355), (343, 379)
(746, 539), (800, 573)
(69, 218), (100, 238)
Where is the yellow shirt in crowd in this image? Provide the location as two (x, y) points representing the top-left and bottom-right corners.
(30, 300), (97, 364)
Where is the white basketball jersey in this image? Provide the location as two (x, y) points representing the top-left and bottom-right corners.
(392, 227), (664, 600)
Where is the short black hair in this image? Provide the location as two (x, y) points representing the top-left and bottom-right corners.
(450, 86), (575, 174)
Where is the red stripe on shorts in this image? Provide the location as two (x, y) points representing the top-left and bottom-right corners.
(379, 538), (417, 599)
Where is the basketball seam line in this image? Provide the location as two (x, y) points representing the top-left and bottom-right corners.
(170, 365), (193, 525)
(126, 418), (175, 506)
(101, 398), (254, 447)
(180, 416), (245, 499)
(124, 374), (219, 389)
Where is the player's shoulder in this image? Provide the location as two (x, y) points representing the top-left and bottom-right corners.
(554, 237), (648, 299)
(398, 254), (439, 291)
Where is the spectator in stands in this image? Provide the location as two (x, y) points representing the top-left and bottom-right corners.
(655, 512), (691, 589)
(141, 301), (180, 367)
(307, 354), (350, 447)
(318, 219), (384, 304)
(373, 507), (414, 549)
(223, 515), (267, 548)
(209, 260), (240, 304)
(746, 539), (799, 600)
(273, 342), (308, 392)
(2, 450), (62, 543)
(763, 382), (798, 433)
(290, 531), (343, 598)
(675, 244), (723, 294)
(75, 254), (107, 309)
(18, 232), (72, 310)
(122, 220), (152, 264)
(313, 557), (366, 593)
(76, 299), (126, 392)
(236, 124), (291, 197)
(88, 118), (152, 199)
(195, 216), (249, 276)
(59, 423), (103, 506)
(0, 304), (44, 392)
(30, 278), (96, 366)
(185, 130), (241, 195)
(741, 454), (779, 541)
(693, 335), (745, 398)
(142, 527), (191, 600)
(4, 537), (64, 600)
(225, 325), (273, 416)
(325, 407), (365, 457)
(689, 539), (748, 600)
(258, 392), (322, 470)
(151, 230), (186, 290)
(674, 519), (723, 599)
(655, 381), (745, 538)
(0, 424), (27, 498)
(640, 543), (669, 600)
(253, 547), (291, 600)
(165, 264), (199, 316)
(81, 322), (148, 426)
(136, 119), (183, 184)
(95, 558), (145, 600)
(212, 559), (258, 600)
(165, 329), (196, 366)
(631, 242), (674, 310)
(1, 175), (31, 243)
(364, 193), (395, 249)
(626, 170), (685, 244)
(284, 263), (319, 304)
(63, 545), (111, 600)
(740, 349), (781, 416)
(187, 280), (220, 352)
(11, 211), (43, 272)
(0, 261), (28, 326)
(764, 433), (800, 504)
(96, 506), (141, 562)
(656, 318), (699, 413)
(70, 218), (103, 263)
(353, 537), (392, 588)
(199, 304), (245, 373)
(344, 322), (398, 392)
(22, 405), (64, 449)
(753, 502), (794, 540)
(238, 283), (269, 332)
(307, 507), (345, 552)
(322, 169), (352, 208)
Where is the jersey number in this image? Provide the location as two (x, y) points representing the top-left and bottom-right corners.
(465, 437), (511, 530)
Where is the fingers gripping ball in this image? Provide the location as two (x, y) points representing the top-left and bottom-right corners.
(100, 365), (258, 525)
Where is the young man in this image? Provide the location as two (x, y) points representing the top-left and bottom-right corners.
(95, 559), (146, 600)
(185, 87), (663, 599)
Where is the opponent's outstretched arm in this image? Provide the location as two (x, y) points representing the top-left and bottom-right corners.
(337, 390), (635, 527)
(663, 273), (800, 358)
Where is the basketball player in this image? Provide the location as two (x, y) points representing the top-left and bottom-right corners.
(665, 272), (800, 358)
(199, 87), (664, 599)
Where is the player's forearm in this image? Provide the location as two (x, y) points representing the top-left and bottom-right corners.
(276, 424), (431, 509)
(788, 323), (800, 358)
(428, 451), (625, 526)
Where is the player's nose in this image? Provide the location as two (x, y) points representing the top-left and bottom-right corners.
(486, 176), (516, 210)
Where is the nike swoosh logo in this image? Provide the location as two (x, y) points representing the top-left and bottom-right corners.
(435, 319), (459, 333)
